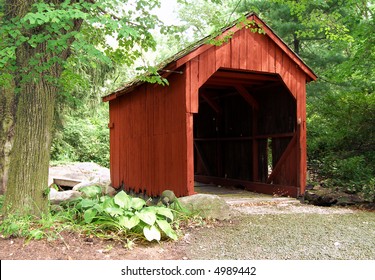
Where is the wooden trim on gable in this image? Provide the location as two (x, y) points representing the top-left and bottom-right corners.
(251, 15), (317, 82)
(102, 13), (317, 102)
(172, 13), (317, 82)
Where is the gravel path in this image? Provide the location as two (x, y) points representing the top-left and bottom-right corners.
(182, 185), (375, 260)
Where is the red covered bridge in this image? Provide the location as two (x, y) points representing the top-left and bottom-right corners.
(102, 13), (317, 198)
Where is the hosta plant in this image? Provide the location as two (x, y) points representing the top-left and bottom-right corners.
(64, 187), (178, 242)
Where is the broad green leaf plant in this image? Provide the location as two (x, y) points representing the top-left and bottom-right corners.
(65, 187), (178, 242)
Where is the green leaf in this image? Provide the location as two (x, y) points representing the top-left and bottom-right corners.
(118, 215), (140, 229)
(84, 208), (97, 223)
(143, 225), (161, 241)
(29, 229), (44, 240)
(130, 197), (146, 210)
(100, 196), (113, 204)
(155, 207), (174, 221)
(104, 207), (123, 217)
(156, 219), (178, 240)
(136, 209), (157, 225)
(114, 191), (130, 209)
(80, 198), (96, 209)
(80, 185), (102, 198)
(93, 203), (103, 213)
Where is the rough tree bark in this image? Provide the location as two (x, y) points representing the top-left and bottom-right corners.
(2, 0), (82, 216)
(3, 63), (57, 215)
(0, 82), (16, 195)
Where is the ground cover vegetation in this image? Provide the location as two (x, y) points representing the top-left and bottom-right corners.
(0, 185), (194, 244)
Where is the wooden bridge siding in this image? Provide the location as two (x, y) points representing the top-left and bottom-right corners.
(109, 72), (191, 197)
(185, 27), (304, 108)
(296, 69), (307, 194)
(108, 14), (313, 197)
(182, 25), (309, 195)
(109, 99), (121, 188)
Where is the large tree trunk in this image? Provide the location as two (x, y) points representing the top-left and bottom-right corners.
(2, 0), (81, 216)
(2, 0), (55, 216)
(4, 75), (56, 216)
(0, 82), (16, 195)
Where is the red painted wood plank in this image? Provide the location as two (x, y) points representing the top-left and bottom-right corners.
(189, 60), (199, 113)
(246, 30), (255, 71)
(174, 23), (242, 69)
(154, 134), (165, 196)
(253, 32), (262, 72)
(260, 32), (269, 72)
(109, 99), (120, 188)
(289, 62), (298, 99)
(267, 133), (297, 184)
(275, 46), (283, 75)
(230, 31), (241, 69)
(216, 41), (231, 68)
(185, 112), (195, 196)
(175, 44), (212, 69)
(268, 37), (276, 73)
(280, 54), (297, 99)
(119, 96), (128, 190)
(296, 72), (307, 194)
(198, 47), (217, 88)
(153, 85), (165, 136)
(239, 29), (248, 70)
(185, 63), (192, 113)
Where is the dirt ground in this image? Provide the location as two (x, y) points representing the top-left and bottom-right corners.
(1, 185), (374, 260)
(0, 230), (188, 260)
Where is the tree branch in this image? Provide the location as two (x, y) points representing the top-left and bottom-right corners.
(85, 0), (145, 28)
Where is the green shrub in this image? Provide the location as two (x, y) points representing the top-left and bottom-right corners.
(307, 89), (375, 200)
(320, 155), (375, 201)
(51, 104), (109, 167)
(59, 190), (179, 241)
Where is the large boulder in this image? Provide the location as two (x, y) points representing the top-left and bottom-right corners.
(48, 162), (110, 187)
(49, 188), (81, 205)
(48, 162), (116, 196)
(178, 193), (231, 220)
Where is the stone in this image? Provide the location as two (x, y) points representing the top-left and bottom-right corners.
(49, 188), (82, 205)
(48, 162), (110, 188)
(105, 185), (117, 196)
(336, 196), (355, 206)
(72, 181), (95, 191)
(178, 193), (231, 220)
(48, 162), (116, 196)
(73, 181), (117, 196)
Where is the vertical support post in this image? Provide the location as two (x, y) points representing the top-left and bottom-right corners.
(296, 74), (307, 196)
(252, 108), (259, 181)
(185, 112), (196, 196)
